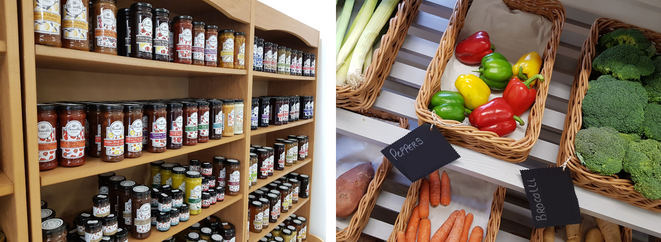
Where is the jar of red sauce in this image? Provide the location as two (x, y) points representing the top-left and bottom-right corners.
(101, 104), (125, 162)
(38, 104), (58, 171)
(86, 103), (104, 157)
(208, 99), (223, 140)
(192, 22), (206, 66)
(166, 102), (183, 149)
(129, 2), (153, 59)
(173, 15), (193, 64)
(123, 104), (143, 158)
(58, 103), (86, 167)
(146, 103), (167, 153)
(197, 101), (210, 143)
(182, 102), (198, 146)
(204, 25), (218, 67)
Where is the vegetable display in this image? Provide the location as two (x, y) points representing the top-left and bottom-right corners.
(543, 219), (623, 242)
(455, 31), (494, 65)
(592, 44), (654, 81)
(336, 162), (375, 217)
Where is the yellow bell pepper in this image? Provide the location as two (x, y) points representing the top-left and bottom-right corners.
(454, 74), (491, 110)
(512, 52), (542, 85)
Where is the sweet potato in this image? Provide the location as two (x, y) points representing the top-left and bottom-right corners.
(586, 228), (604, 242)
(336, 162), (375, 217)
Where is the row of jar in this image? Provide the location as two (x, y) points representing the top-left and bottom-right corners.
(255, 213), (308, 242)
(37, 99), (245, 171)
(247, 135), (310, 189)
(148, 158), (242, 198)
(170, 217), (236, 242)
(252, 37), (316, 77)
(248, 174), (309, 237)
(251, 96), (314, 129)
(34, 0), (247, 69)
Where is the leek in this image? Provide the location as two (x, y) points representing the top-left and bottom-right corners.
(336, 0), (377, 70)
(337, 49), (354, 86)
(363, 46), (373, 73)
(336, 0), (355, 55)
(342, 2), (366, 46)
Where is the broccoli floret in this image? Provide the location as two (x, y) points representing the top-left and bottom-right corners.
(642, 103), (661, 141)
(620, 132), (642, 143)
(582, 75), (647, 133)
(634, 175), (661, 200)
(598, 28), (657, 58)
(623, 139), (661, 199)
(575, 127), (628, 175)
(592, 44), (654, 81)
(643, 57), (661, 102)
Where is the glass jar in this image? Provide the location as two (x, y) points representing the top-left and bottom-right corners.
(158, 193), (172, 212)
(269, 97), (282, 125)
(192, 21), (206, 65)
(212, 156), (226, 188)
(58, 104), (86, 166)
(287, 172), (299, 180)
(277, 46), (287, 74)
(161, 163), (174, 186)
(85, 219), (103, 242)
(285, 48), (292, 75)
(156, 212), (170, 232)
(289, 97), (297, 122)
(289, 49), (296, 76)
(189, 159), (201, 172)
(258, 197), (270, 228)
(288, 179), (300, 204)
(264, 147), (274, 176)
(297, 51), (303, 76)
(297, 136), (307, 160)
(109, 175), (126, 213)
(264, 42), (273, 72)
(283, 183), (293, 209)
(282, 98), (290, 125)
(87, 103), (103, 158)
(201, 192), (211, 209)
(123, 104), (143, 158)
(221, 223), (235, 242)
(173, 15), (193, 64)
(115, 228), (128, 242)
(265, 193), (278, 223)
(205, 25), (219, 67)
(216, 186), (225, 202)
(197, 101), (210, 143)
(201, 227), (213, 241)
(249, 153), (257, 186)
(253, 190), (265, 200)
(146, 103), (167, 152)
(150, 188), (160, 207)
(129, 2), (152, 59)
(278, 186), (290, 213)
(208, 99), (223, 140)
(301, 96), (314, 119)
(233, 32), (246, 69)
(274, 143), (285, 170)
(93, 0), (117, 54)
(281, 229), (295, 242)
(200, 162), (212, 177)
(41, 208), (55, 221)
(38, 104), (58, 171)
(62, 0), (90, 50)
(161, 184), (172, 194)
(170, 208), (179, 226)
(168, 20), (174, 62)
(209, 188), (217, 204)
(102, 214), (118, 235)
(117, 8), (130, 56)
(303, 53), (311, 76)
(152, 8), (170, 61)
(251, 98), (259, 130)
(283, 140), (294, 166)
(310, 53), (316, 77)
(233, 99), (244, 135)
(182, 102), (199, 145)
(211, 234), (223, 242)
(255, 38), (264, 71)
(225, 159), (240, 195)
(34, 0), (62, 47)
(259, 97), (270, 127)
(166, 102), (183, 149)
(131, 185), (151, 239)
(179, 204), (190, 222)
(75, 212), (92, 236)
(171, 189), (184, 208)
(149, 160), (163, 188)
(272, 226), (282, 238)
(221, 100), (235, 137)
(256, 149), (268, 179)
(220, 30), (235, 68)
(298, 174), (309, 199)
(97, 172), (114, 195)
(249, 201), (264, 233)
(41, 218), (65, 242)
(100, 104), (124, 162)
(287, 139), (299, 163)
(185, 171), (202, 215)
(119, 180), (135, 230)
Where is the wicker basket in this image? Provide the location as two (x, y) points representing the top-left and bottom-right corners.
(557, 18), (661, 212)
(414, 0), (566, 163)
(386, 183), (507, 242)
(336, 108), (410, 242)
(529, 225), (632, 242)
(336, 0), (422, 112)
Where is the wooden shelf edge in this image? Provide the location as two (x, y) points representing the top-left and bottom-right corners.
(0, 40), (6, 53)
(250, 119), (313, 137)
(39, 135), (245, 186)
(0, 170), (14, 197)
(248, 198), (310, 242)
(252, 72), (315, 81)
(248, 158), (311, 193)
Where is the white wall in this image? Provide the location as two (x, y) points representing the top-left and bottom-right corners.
(256, 1), (335, 241)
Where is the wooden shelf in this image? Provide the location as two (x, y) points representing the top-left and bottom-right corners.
(129, 193), (243, 242)
(249, 158), (311, 193)
(0, 40), (6, 53)
(34, 45), (248, 77)
(252, 72), (315, 82)
(250, 119), (313, 136)
(0, 170), (14, 197)
(248, 197), (309, 242)
(39, 135), (245, 186)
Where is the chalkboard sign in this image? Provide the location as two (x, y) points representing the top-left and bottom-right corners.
(521, 167), (582, 228)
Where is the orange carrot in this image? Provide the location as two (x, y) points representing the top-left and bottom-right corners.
(459, 213), (474, 242)
(405, 206), (421, 242)
(397, 231), (406, 242)
(441, 171), (452, 206)
(446, 209), (466, 242)
(468, 226), (484, 242)
(430, 210), (459, 242)
(419, 179), (430, 218)
(418, 218), (431, 242)
(429, 171), (441, 206)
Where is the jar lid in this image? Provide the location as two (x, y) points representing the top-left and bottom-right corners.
(174, 15), (193, 21)
(187, 232), (200, 240)
(153, 8), (169, 13)
(276, 138), (286, 142)
(259, 238), (268, 242)
(289, 214), (297, 218)
(85, 219), (101, 230)
(274, 143), (284, 148)
(253, 190), (264, 197)
(115, 227), (128, 237)
(235, 32), (245, 36)
(41, 200), (48, 209)
(211, 234), (223, 242)
(162, 184), (172, 191)
(278, 46), (286, 49)
(192, 21), (205, 26)
(213, 156), (226, 162)
(180, 203), (189, 210)
(297, 135), (308, 139)
(132, 185), (150, 196)
(171, 189), (183, 195)
(201, 227), (212, 235)
(288, 138), (298, 143)
(146, 102), (167, 109)
(202, 162), (212, 168)
(159, 193), (171, 202)
(288, 179), (299, 184)
(283, 183), (292, 188)
(181, 101), (198, 108)
(171, 208), (179, 215)
(37, 103), (57, 111)
(298, 174), (309, 180)
(263, 147), (274, 151)
(288, 135), (298, 139)
(234, 99), (244, 103)
(250, 147), (254, 153)
(152, 188), (160, 195)
(256, 148), (268, 155)
(42, 218), (65, 235)
(98, 172), (115, 181)
(120, 180), (136, 190)
(282, 229), (292, 236)
(101, 103), (122, 111)
(191, 222), (201, 228)
(161, 163), (174, 170)
(249, 153), (256, 158)
(221, 29), (234, 33)
(41, 208), (55, 220)
(293, 219), (302, 225)
(286, 225), (296, 232)
(269, 190), (280, 195)
(275, 224), (283, 230)
(284, 217), (292, 223)
(123, 103), (143, 111)
(202, 192), (210, 199)
(216, 186), (224, 192)
(222, 222), (235, 233)
(266, 233), (273, 238)
(131, 2), (152, 8)
(297, 216), (306, 223)
(197, 100), (210, 106)
(258, 187), (269, 192)
(103, 213), (117, 223)
(207, 99), (222, 105)
(206, 25), (218, 30)
(266, 193), (278, 200)
(58, 103), (85, 111)
(282, 140), (293, 144)
(93, 194), (109, 204)
(252, 97), (259, 102)
(208, 188), (216, 196)
(118, 8), (130, 13)
(258, 198), (269, 204)
(251, 201), (263, 207)
(251, 145), (262, 149)
(227, 159), (240, 165)
(110, 175), (126, 184)
(289, 172), (299, 177)
(248, 194), (255, 201)
(101, 236), (112, 241)
(186, 171), (201, 178)
(278, 185), (288, 191)
(274, 237), (284, 242)
(151, 160), (165, 166)
(173, 167), (186, 174)
(166, 102), (183, 109)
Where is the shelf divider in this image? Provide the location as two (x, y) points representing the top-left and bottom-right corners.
(250, 119), (313, 137)
(0, 40), (6, 53)
(253, 71), (315, 81)
(249, 158), (311, 193)
(0, 170), (14, 197)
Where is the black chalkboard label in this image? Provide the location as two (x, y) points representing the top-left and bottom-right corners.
(520, 167), (582, 228)
(381, 123), (460, 182)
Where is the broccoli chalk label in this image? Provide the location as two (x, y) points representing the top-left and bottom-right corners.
(520, 167), (581, 228)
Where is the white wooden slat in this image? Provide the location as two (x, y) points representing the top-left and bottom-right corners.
(424, 0), (456, 9)
(388, 167), (414, 186)
(372, 90), (418, 120)
(495, 231), (529, 242)
(528, 139), (559, 164)
(400, 35), (439, 58)
(502, 202), (534, 226)
(547, 79), (572, 100)
(375, 191), (407, 212)
(413, 11), (449, 33)
(557, 44), (582, 60)
(540, 108), (566, 132)
(362, 218), (395, 241)
(388, 62), (426, 88)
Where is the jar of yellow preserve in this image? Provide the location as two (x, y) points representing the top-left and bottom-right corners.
(171, 167), (186, 191)
(150, 161), (164, 188)
(184, 171), (202, 215)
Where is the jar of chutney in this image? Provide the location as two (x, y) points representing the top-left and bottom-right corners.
(234, 32), (246, 69)
(220, 30), (234, 68)
(37, 104), (58, 170)
(212, 156), (226, 188)
(197, 101), (210, 142)
(259, 97), (270, 127)
(303, 53), (311, 76)
(100, 104), (124, 162)
(249, 153), (257, 186)
(208, 99), (223, 140)
(256, 149), (268, 179)
(166, 102), (183, 149)
(123, 104), (143, 158)
(233, 99), (244, 135)
(221, 223), (235, 242)
(130, 185), (151, 239)
(93, 0), (118, 55)
(182, 102), (199, 145)
(192, 21), (206, 65)
(251, 98), (259, 130)
(274, 143), (285, 170)
(249, 201), (264, 233)
(277, 46), (287, 74)
(221, 100), (234, 137)
(205, 25), (219, 67)
(86, 102), (103, 158)
(288, 138), (299, 163)
(62, 0), (90, 51)
(85, 219), (103, 242)
(225, 159), (240, 196)
(130, 2), (153, 59)
(173, 15), (193, 64)
(264, 147), (274, 176)
(152, 8), (170, 61)
(33, 0), (62, 47)
(264, 42), (273, 72)
(42, 218), (67, 242)
(58, 103), (86, 166)
(146, 103), (167, 152)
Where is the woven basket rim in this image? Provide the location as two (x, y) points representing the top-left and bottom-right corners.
(530, 224), (633, 242)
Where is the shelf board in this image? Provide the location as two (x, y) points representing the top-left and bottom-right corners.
(249, 158), (311, 193)
(0, 170), (14, 197)
(129, 193), (243, 242)
(0, 40), (6, 53)
(34, 45), (248, 77)
(248, 197), (309, 242)
(39, 135), (245, 186)
(252, 72), (315, 81)
(250, 119), (313, 136)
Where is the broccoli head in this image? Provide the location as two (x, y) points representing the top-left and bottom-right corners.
(592, 44), (654, 81)
(643, 57), (661, 102)
(634, 175), (661, 200)
(620, 132), (642, 143)
(623, 139), (661, 182)
(642, 103), (661, 141)
(575, 126), (628, 176)
(582, 75), (647, 133)
(598, 28), (657, 58)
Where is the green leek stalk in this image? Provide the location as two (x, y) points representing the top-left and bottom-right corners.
(337, 49), (354, 86)
(342, 2), (366, 46)
(336, 0), (355, 55)
(363, 46), (373, 73)
(363, 34), (382, 72)
(336, 0), (378, 70)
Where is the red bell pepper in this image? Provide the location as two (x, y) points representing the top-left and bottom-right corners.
(455, 31), (494, 65)
(468, 97), (525, 137)
(503, 70), (545, 116)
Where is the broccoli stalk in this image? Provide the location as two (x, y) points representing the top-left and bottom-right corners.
(575, 127), (629, 176)
(592, 44), (654, 81)
(582, 75), (648, 133)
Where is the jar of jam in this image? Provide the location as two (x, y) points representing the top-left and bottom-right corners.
(233, 32), (246, 69)
(189, 159), (201, 172)
(221, 100), (234, 137)
(289, 96), (297, 122)
(216, 186), (225, 202)
(220, 30), (234, 68)
(281, 229), (294, 242)
(271, 43), (279, 73)
(185, 171), (202, 215)
(179, 204), (190, 222)
(201, 25), (219, 67)
(208, 99), (223, 140)
(274, 143), (285, 170)
(115, 228), (128, 242)
(145, 103), (167, 152)
(256, 38), (264, 71)
(221, 223), (235, 242)
(156, 212), (170, 232)
(198, 162), (211, 177)
(190, 21), (205, 65)
(181, 102), (199, 145)
(264, 147), (274, 176)
(169, 208), (179, 226)
(201, 176), (209, 192)
(86, 103), (103, 158)
(93, 0), (118, 54)
(277, 46), (287, 74)
(174, 15), (193, 64)
(264, 42), (273, 72)
(297, 51), (303, 76)
(152, 8), (170, 61)
(117, 8), (130, 56)
(288, 179), (300, 204)
(259, 97), (270, 127)
(225, 159), (240, 195)
(161, 184), (172, 194)
(201, 192), (211, 209)
(310, 53), (316, 77)
(42, 218), (67, 242)
(287, 139), (299, 163)
(289, 49), (296, 76)
(303, 54), (311, 76)
(256, 149), (268, 179)
(34, 0), (62, 47)
(100, 104), (124, 162)
(130, 2), (153, 59)
(85, 219), (103, 242)
(58, 104), (86, 166)
(108, 175), (126, 213)
(297, 136), (307, 160)
(298, 174), (310, 198)
(168, 20), (174, 62)
(160, 163), (174, 186)
(269, 97), (281, 125)
(302, 96), (314, 119)
(283, 140), (294, 166)
(258, 197), (270, 228)
(251, 98), (259, 130)
(41, 208), (55, 221)
(249, 201), (264, 233)
(197, 101), (210, 142)
(283, 183), (293, 209)
(212, 156), (226, 188)
(233, 99), (244, 135)
(102, 214), (118, 235)
(149, 160), (163, 187)
(158, 193), (172, 212)
(272, 226), (282, 238)
(119, 180), (135, 229)
(75, 212), (92, 236)
(150, 188), (159, 207)
(38, 104), (58, 170)
(211, 234), (223, 242)
(62, 0), (90, 50)
(123, 104), (143, 158)
(165, 102), (183, 149)
(278, 186), (290, 213)
(131, 185), (151, 239)
(171, 189), (184, 208)
(249, 153), (257, 186)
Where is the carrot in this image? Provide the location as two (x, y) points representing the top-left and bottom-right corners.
(430, 210), (459, 242)
(405, 206), (421, 242)
(419, 178), (430, 218)
(397, 231), (406, 242)
(468, 226), (484, 242)
(459, 213), (474, 242)
(429, 170), (441, 206)
(446, 209), (466, 242)
(441, 171), (451, 206)
(418, 218), (431, 242)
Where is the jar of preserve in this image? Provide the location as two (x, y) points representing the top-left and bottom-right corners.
(101, 104), (124, 162)
(249, 201), (263, 233)
(96, 172), (113, 195)
(220, 30), (235, 68)
(187, 232), (200, 242)
(208, 188), (217, 205)
(221, 223), (235, 242)
(42, 218), (66, 242)
(283, 140), (294, 166)
(278, 186), (290, 213)
(170, 208), (179, 226)
(75, 212), (92, 236)
(152, 8), (170, 61)
(274, 143), (285, 170)
(185, 171), (202, 215)
(169, 167), (184, 191)
(201, 192), (211, 209)
(251, 98), (259, 130)
(277, 46), (287, 74)
(130, 185), (151, 239)
(149, 160), (163, 188)
(182, 102), (199, 145)
(199, 162), (212, 177)
(168, 20), (174, 62)
(216, 186), (225, 202)
(58, 103), (86, 167)
(271, 43), (279, 73)
(259, 97), (270, 127)
(292, 220), (303, 242)
(267, 183), (279, 191)
(289, 97), (297, 122)
(160, 163), (174, 186)
(86, 103), (103, 157)
(303, 96), (314, 119)
(271, 226), (282, 238)
(287, 172), (298, 180)
(253, 190), (265, 200)
(93, 0), (118, 54)
(145, 103), (167, 152)
(225, 159), (240, 195)
(256, 149), (268, 179)
(117, 8), (130, 56)
(297, 136), (307, 160)
(158, 193), (172, 212)
(130, 2), (153, 59)
(38, 104), (58, 170)
(179, 204), (190, 222)
(249, 153), (257, 186)
(212, 156), (226, 188)
(265, 193), (278, 223)
(256, 38), (264, 71)
(233, 32), (246, 69)
(62, 0), (90, 50)
(174, 15), (193, 64)
(201, 176), (209, 192)
(221, 100), (234, 137)
(192, 21), (206, 65)
(281, 229), (294, 242)
(34, 0), (62, 47)
(287, 139), (299, 163)
(119, 180), (135, 229)
(233, 99), (244, 134)
(211, 234), (223, 242)
(166, 102), (183, 149)
(171, 189), (184, 208)
(310, 53), (316, 77)
(297, 51), (303, 76)
(197, 101), (210, 142)
(258, 197), (270, 227)
(264, 147), (274, 176)
(288, 179), (300, 204)
(156, 212), (170, 232)
(269, 97), (280, 125)
(303, 54), (311, 76)
(283, 183), (293, 209)
(298, 175), (309, 198)
(201, 227), (213, 241)
(102, 214), (118, 235)
(282, 98), (290, 125)
(108, 175), (126, 213)
(85, 219), (103, 242)
(41, 208), (55, 221)
(189, 159), (201, 172)
(208, 99), (223, 140)
(115, 228), (128, 242)
(205, 25), (219, 66)
(264, 42), (273, 72)
(289, 49), (296, 76)
(123, 104), (143, 158)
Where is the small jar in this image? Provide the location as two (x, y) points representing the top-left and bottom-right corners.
(221, 223), (235, 242)
(93, 0), (118, 54)
(115, 228), (129, 242)
(150, 188), (160, 207)
(251, 98), (259, 130)
(149, 160), (164, 188)
(173, 15), (193, 64)
(289, 49), (296, 76)
(58, 104), (86, 166)
(259, 197), (270, 227)
(298, 175), (310, 199)
(198, 162), (212, 177)
(41, 208), (55, 221)
(271, 226), (282, 238)
(152, 8), (170, 61)
(274, 143), (286, 170)
(267, 193), (280, 223)
(249, 153), (258, 186)
(158, 193), (172, 212)
(205, 25), (219, 66)
(130, 2), (153, 59)
(172, 167), (186, 191)
(166, 102), (184, 149)
(156, 212), (171, 232)
(98, 172), (114, 195)
(192, 21), (206, 65)
(209, 188), (217, 204)
(284, 217), (293, 227)
(234, 32), (246, 69)
(202, 192), (212, 209)
(117, 8), (131, 56)
(249, 201), (264, 233)
(171, 189), (184, 208)
(283, 183), (293, 208)
(161, 184), (172, 195)
(197, 101), (210, 143)
(33, 0), (62, 47)
(187, 232), (200, 242)
(287, 225), (298, 242)
(264, 147), (275, 176)
(287, 139), (299, 163)
(102, 214), (118, 236)
(37, 103), (58, 171)
(201, 227), (213, 241)
(209, 175), (216, 190)
(185, 171), (203, 215)
(119, 180), (135, 230)
(216, 186), (225, 202)
(211, 234), (223, 242)
(208, 99), (223, 140)
(212, 156), (226, 188)
(123, 104), (143, 158)
(85, 219), (103, 242)
(202, 176), (210, 192)
(75, 212), (92, 236)
(160, 163), (174, 186)
(264, 42), (273, 72)
(281, 229), (294, 242)
(130, 185), (151, 239)
(146, 103), (167, 152)
(259, 187), (270, 194)
(233, 99), (244, 135)
(179, 204), (190, 222)
(93, 195), (111, 217)
(226, 159), (241, 195)
(259, 97), (270, 127)
(170, 208), (180, 226)
(220, 30), (235, 68)
(278, 186), (290, 213)
(100, 104), (124, 162)
(268, 183), (279, 191)
(182, 102), (199, 145)
(221, 100), (235, 137)
(283, 140), (294, 166)
(277, 46), (287, 74)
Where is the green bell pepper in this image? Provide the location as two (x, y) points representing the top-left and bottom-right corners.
(429, 90), (471, 122)
(475, 52), (513, 90)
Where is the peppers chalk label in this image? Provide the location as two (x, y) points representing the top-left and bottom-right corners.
(63, 0), (88, 40)
(104, 121), (124, 156)
(34, 0), (61, 35)
(38, 121), (57, 162)
(95, 8), (117, 48)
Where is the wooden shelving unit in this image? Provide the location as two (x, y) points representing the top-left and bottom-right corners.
(253, 71), (316, 81)
(249, 158), (311, 193)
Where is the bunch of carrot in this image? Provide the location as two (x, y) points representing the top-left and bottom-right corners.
(397, 170), (484, 242)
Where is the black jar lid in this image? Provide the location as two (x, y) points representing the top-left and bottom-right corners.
(293, 219), (302, 226)
(152, 187), (160, 196)
(234, 99), (244, 103)
(256, 148), (268, 155)
(41, 200), (48, 209)
(166, 102), (183, 109)
(123, 103), (142, 111)
(297, 135), (308, 140)
(170, 207), (179, 215)
(85, 219), (101, 230)
(288, 135), (298, 139)
(266, 193), (278, 200)
(211, 234), (223, 242)
(259, 238), (268, 242)
(120, 180), (136, 190)
(298, 174), (309, 181)
(251, 200), (263, 208)
(151, 160), (165, 167)
(258, 197), (269, 205)
(288, 172), (299, 178)
(282, 140), (293, 144)
(269, 189), (280, 196)
(37, 103), (57, 111)
(191, 222), (201, 229)
(187, 232), (200, 241)
(278, 185), (289, 191)
(276, 224), (284, 230)
(213, 156), (226, 163)
(281, 229), (292, 236)
(159, 193), (171, 202)
(153, 8), (169, 14)
(258, 187), (269, 193)
(235, 32), (245, 36)
(297, 216), (306, 223)
(266, 233), (273, 239)
(190, 159), (201, 166)
(42, 218), (66, 236)
(193, 21), (205, 26)
(93, 194), (110, 204)
(180, 203), (189, 211)
(207, 99), (222, 105)
(41, 208), (55, 221)
(171, 189), (183, 196)
(103, 213), (117, 224)
(131, 2), (152, 8)
(197, 100), (209, 107)
(273, 143), (285, 148)
(146, 102), (167, 109)
(101, 236), (112, 241)
(100, 103), (122, 111)
(186, 171), (201, 178)
(161, 184), (172, 191)
(253, 190), (264, 198)
(132, 185), (150, 196)
(251, 145), (262, 149)
(263, 147), (274, 152)
(202, 192), (210, 200)
(174, 15), (193, 21)
(182, 101), (198, 108)
(226, 159), (240, 165)
(249, 153), (256, 158)
(161, 163), (174, 170)
(201, 227), (212, 236)
(202, 162), (212, 169)
(283, 183), (292, 189)
(220, 99), (234, 104)
(208, 188), (216, 196)
(58, 103), (85, 111)
(110, 175), (126, 184)
(221, 29), (234, 33)
(274, 237), (284, 242)
(115, 227), (128, 238)
(216, 186), (224, 192)
(206, 25), (218, 30)
(118, 8), (130, 13)
(157, 211), (170, 220)
(173, 167), (186, 174)
(250, 147), (254, 153)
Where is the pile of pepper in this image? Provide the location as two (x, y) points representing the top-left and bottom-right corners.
(428, 31), (544, 137)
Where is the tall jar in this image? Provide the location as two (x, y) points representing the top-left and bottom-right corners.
(259, 97), (270, 127)
(225, 159), (241, 196)
(171, 167), (186, 191)
(264, 42), (273, 72)
(212, 156), (226, 188)
(285, 48), (292, 75)
(100, 104), (124, 162)
(184, 171), (202, 215)
(38, 104), (58, 171)
(58, 104), (86, 167)
(283, 140), (294, 166)
(274, 143), (285, 170)
(233, 32), (246, 69)
(93, 0), (118, 54)
(289, 49), (296, 75)
(250, 98), (259, 130)
(34, 0), (62, 47)
(254, 37), (263, 71)
(182, 102), (199, 145)
(249, 201), (264, 233)
(168, 20), (174, 62)
(160, 163), (174, 186)
(269, 97), (281, 125)
(288, 179), (300, 204)
(152, 8), (170, 61)
(278, 185), (290, 213)
(249, 153), (257, 186)
(173, 15), (193, 64)
(296, 51), (303, 76)
(220, 30), (235, 68)
(146, 103), (167, 152)
(123, 104), (143, 158)
(288, 139), (299, 163)
(208, 99), (223, 140)
(310, 53), (316, 77)
(130, 2), (152, 59)
(117, 8), (130, 56)
(62, 0), (89, 50)
(233, 99), (244, 135)
(264, 147), (274, 176)
(166, 102), (183, 149)
(282, 97), (290, 125)
(197, 101), (210, 143)
(86, 102), (103, 157)
(192, 21), (206, 65)
(303, 53), (311, 77)
(119, 180), (136, 230)
(149, 160), (163, 188)
(277, 46), (287, 74)
(289, 96), (296, 122)
(130, 185), (151, 239)
(204, 25), (219, 67)
(271, 44), (279, 73)
(221, 100), (234, 137)
(256, 149), (268, 180)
